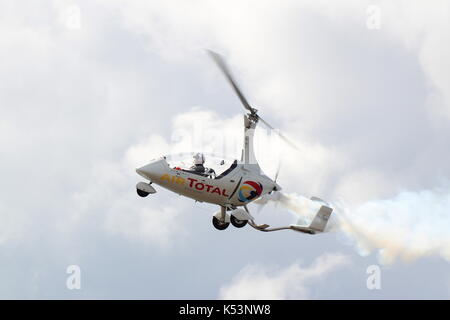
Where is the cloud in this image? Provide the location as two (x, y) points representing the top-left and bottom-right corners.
(106, 0), (450, 207)
(259, 187), (450, 265)
(0, 0), (449, 298)
(380, 0), (450, 118)
(0, 1), (190, 248)
(103, 198), (181, 246)
(1, 1), (444, 239)
(336, 187), (450, 264)
(219, 253), (351, 299)
(66, 157), (185, 247)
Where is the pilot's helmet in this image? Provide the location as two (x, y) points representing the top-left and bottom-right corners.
(193, 153), (205, 165)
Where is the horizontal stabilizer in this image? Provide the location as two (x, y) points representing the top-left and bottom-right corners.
(248, 204), (333, 234)
(310, 196), (330, 206)
(289, 205), (332, 234)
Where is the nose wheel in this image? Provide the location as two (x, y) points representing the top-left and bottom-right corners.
(136, 182), (156, 197)
(136, 189), (150, 197)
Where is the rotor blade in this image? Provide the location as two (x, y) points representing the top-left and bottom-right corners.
(207, 50), (255, 113)
(257, 115), (300, 151)
(207, 50), (299, 151)
(274, 159), (281, 183)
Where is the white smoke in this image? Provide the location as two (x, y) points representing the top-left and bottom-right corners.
(255, 192), (325, 227)
(257, 188), (450, 265)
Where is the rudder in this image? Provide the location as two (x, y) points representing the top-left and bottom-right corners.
(309, 205), (333, 232)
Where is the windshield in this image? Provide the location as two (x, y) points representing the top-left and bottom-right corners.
(164, 153), (237, 179)
(215, 160), (238, 179)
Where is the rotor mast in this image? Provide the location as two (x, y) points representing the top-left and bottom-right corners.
(241, 113), (260, 169)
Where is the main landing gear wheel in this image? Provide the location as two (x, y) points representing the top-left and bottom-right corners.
(136, 189), (150, 197)
(212, 216), (230, 230)
(230, 215), (248, 228)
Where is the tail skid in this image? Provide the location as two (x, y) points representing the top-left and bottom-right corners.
(249, 205), (333, 234)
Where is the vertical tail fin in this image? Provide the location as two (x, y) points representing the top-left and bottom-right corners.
(309, 205), (333, 232)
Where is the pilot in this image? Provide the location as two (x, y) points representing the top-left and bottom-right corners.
(191, 153), (206, 173)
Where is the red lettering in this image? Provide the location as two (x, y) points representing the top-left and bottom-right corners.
(205, 184), (213, 192)
(222, 189), (229, 197)
(187, 178), (197, 188)
(212, 187), (221, 195)
(195, 182), (205, 191)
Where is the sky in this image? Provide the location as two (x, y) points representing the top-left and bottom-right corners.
(1, 0), (450, 299)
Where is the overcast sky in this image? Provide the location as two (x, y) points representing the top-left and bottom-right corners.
(1, 0), (450, 299)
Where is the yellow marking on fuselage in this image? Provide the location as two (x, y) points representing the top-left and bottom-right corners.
(175, 176), (185, 185)
(160, 174), (171, 182)
(160, 174), (186, 185)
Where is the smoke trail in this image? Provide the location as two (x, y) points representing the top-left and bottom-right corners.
(255, 192), (325, 226)
(256, 188), (450, 264)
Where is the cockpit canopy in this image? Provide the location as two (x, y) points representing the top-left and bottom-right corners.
(215, 160), (237, 179)
(165, 154), (238, 179)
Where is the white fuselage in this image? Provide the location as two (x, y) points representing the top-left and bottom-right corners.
(136, 158), (278, 207)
